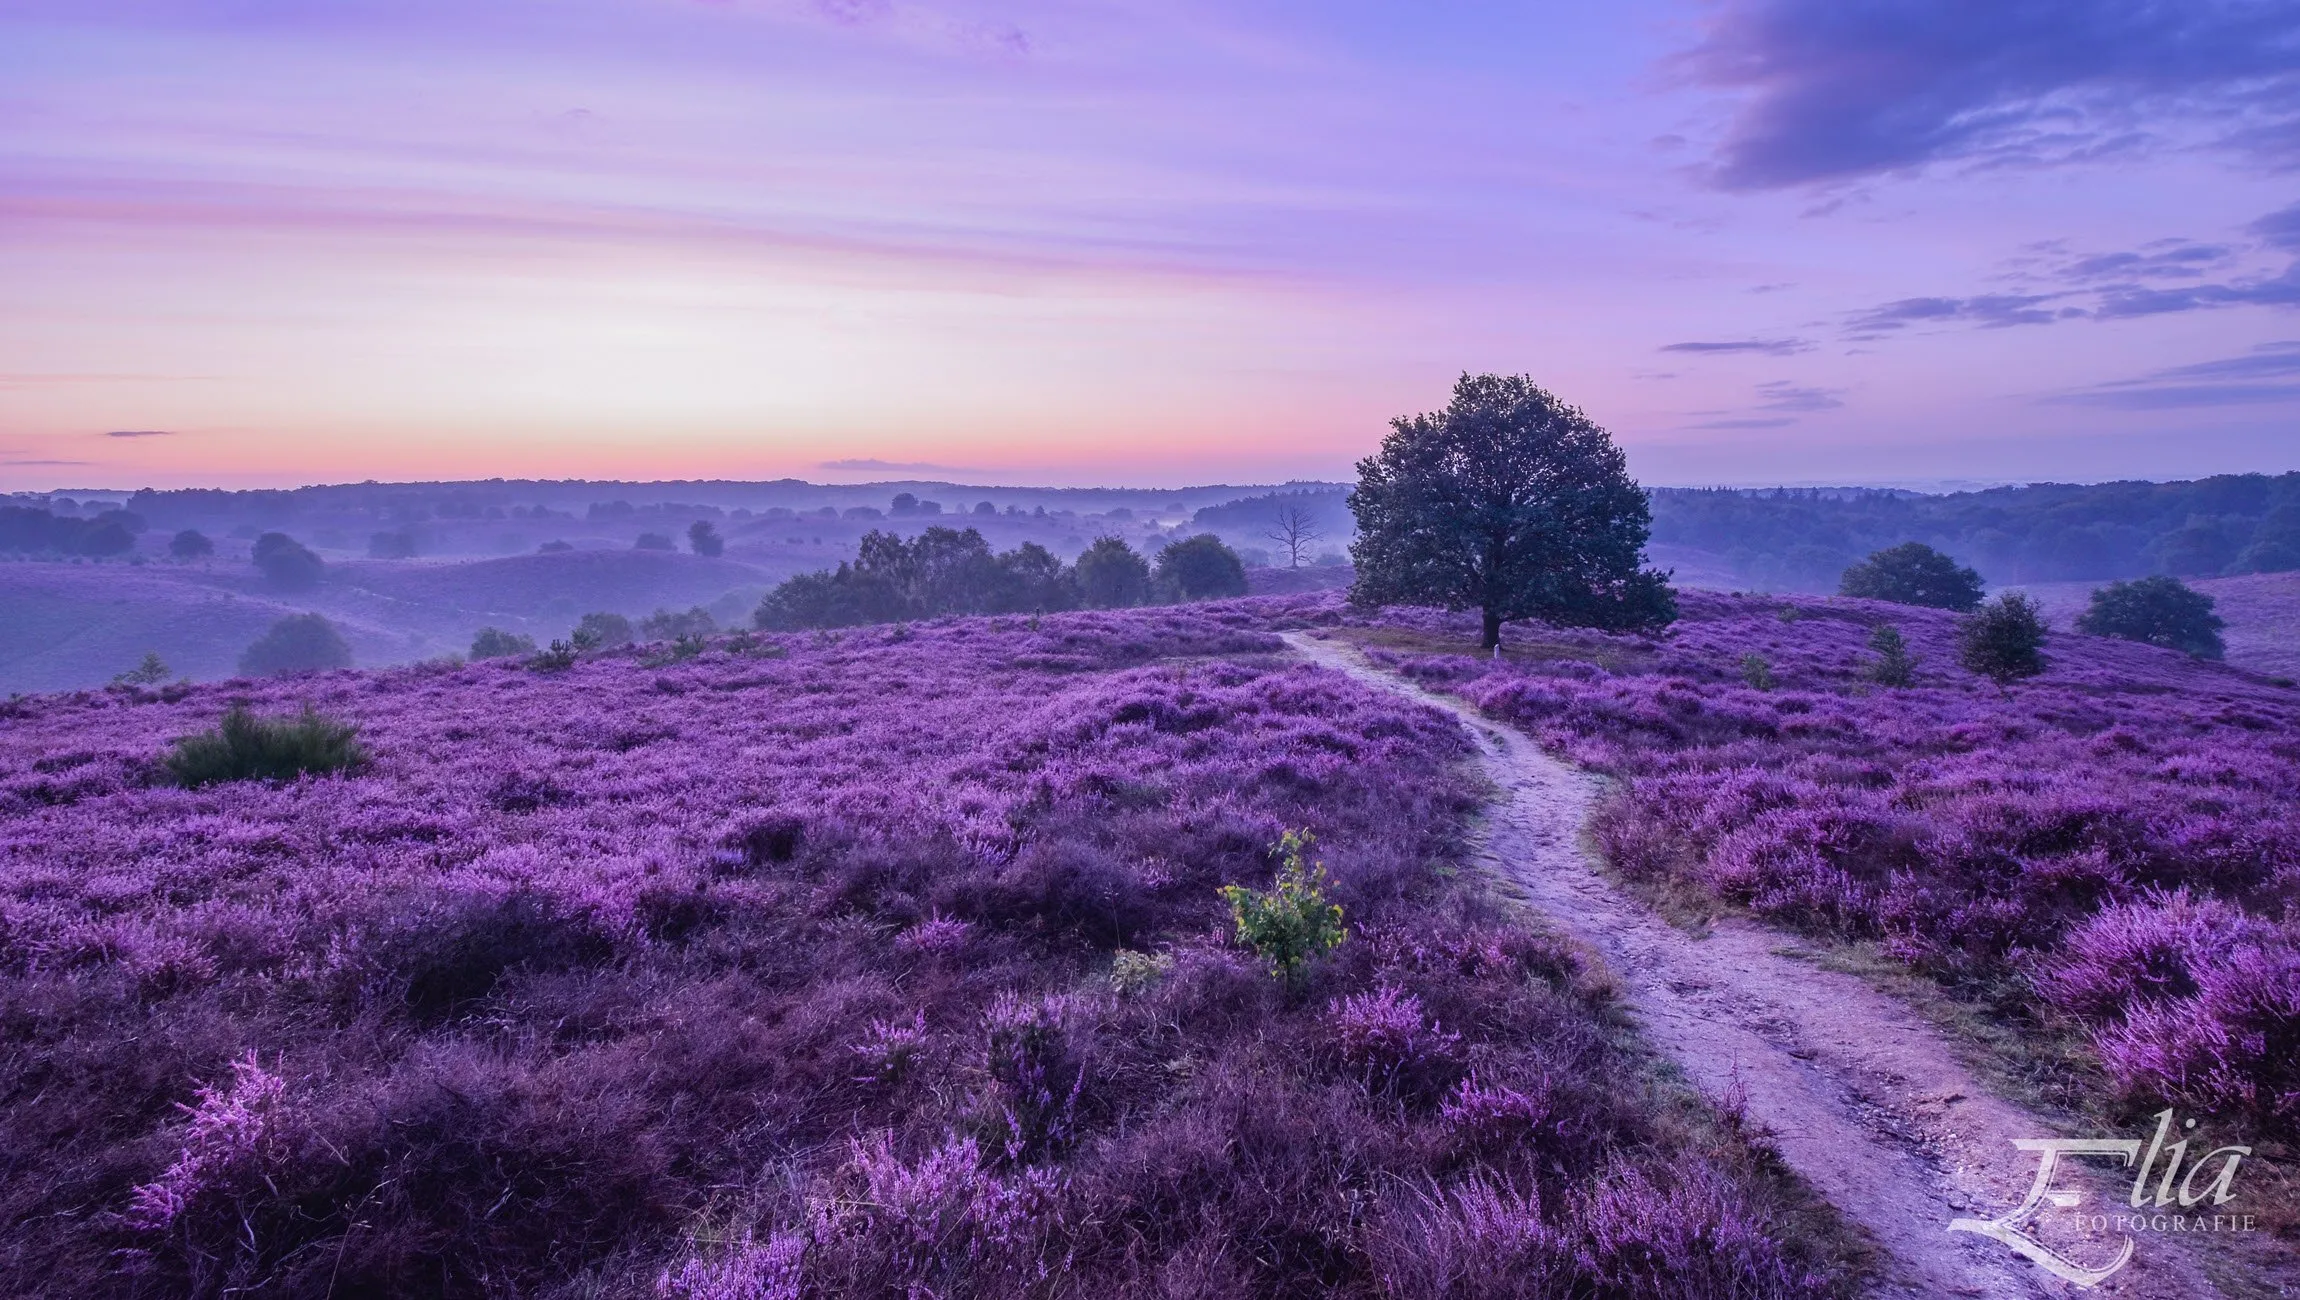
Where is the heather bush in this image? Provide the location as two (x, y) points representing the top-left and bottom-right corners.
(1329, 984), (1464, 1104)
(1219, 828), (1348, 987)
(1366, 587), (2299, 1130)
(163, 705), (367, 787)
(1738, 652), (1774, 690)
(0, 598), (1851, 1297)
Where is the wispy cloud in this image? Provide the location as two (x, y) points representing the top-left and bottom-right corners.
(1845, 294), (2067, 338)
(2047, 341), (2300, 408)
(1681, 0), (2300, 189)
(818, 457), (976, 474)
(1660, 338), (1812, 356)
(103, 429), (175, 438)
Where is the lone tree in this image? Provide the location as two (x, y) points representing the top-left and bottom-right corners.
(687, 519), (725, 557)
(1958, 592), (2048, 689)
(2075, 576), (2225, 659)
(1839, 542), (1984, 611)
(1264, 503), (1324, 569)
(168, 529), (214, 560)
(1155, 534), (1248, 599)
(239, 613), (352, 676)
(251, 532), (324, 590)
(1348, 373), (1675, 649)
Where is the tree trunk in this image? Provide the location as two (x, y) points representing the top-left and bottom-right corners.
(1481, 607), (1502, 650)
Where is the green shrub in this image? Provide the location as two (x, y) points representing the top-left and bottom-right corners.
(470, 627), (536, 659)
(1219, 829), (1347, 988)
(1958, 592), (2048, 688)
(1838, 542), (1984, 610)
(1866, 625), (1915, 687)
(164, 705), (368, 787)
(1738, 653), (1774, 690)
(529, 640), (580, 673)
(1109, 949), (1175, 997)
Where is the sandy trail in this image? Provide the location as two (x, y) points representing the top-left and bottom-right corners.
(1285, 632), (2237, 1300)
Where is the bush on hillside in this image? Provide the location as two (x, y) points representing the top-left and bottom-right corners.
(1155, 534), (1248, 600)
(470, 627), (537, 660)
(114, 651), (171, 686)
(576, 611), (634, 647)
(1837, 542), (1983, 610)
(169, 529), (214, 560)
(164, 705), (369, 786)
(634, 533), (674, 551)
(1865, 625), (1916, 687)
(1219, 830), (1347, 989)
(251, 532), (324, 590)
(2075, 576), (2225, 659)
(687, 520), (724, 557)
(1957, 592), (2048, 687)
(239, 613), (353, 677)
(639, 607), (716, 641)
(368, 530), (417, 559)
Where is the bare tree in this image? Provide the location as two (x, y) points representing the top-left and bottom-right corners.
(1265, 504), (1324, 569)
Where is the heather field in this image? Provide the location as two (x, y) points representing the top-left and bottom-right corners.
(1348, 591), (2300, 1137)
(0, 602), (1849, 1299)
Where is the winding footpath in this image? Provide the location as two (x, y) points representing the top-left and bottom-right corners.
(1285, 632), (2250, 1300)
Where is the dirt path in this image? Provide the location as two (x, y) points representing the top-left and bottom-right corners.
(1285, 632), (2239, 1300)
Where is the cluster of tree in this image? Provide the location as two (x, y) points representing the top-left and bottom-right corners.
(1837, 541), (2229, 660)
(0, 505), (141, 557)
(753, 528), (1246, 630)
(1651, 473), (2300, 588)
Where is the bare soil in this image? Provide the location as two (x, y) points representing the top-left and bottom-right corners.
(1285, 631), (2276, 1300)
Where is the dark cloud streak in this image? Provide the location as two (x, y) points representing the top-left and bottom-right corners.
(1685, 0), (2300, 189)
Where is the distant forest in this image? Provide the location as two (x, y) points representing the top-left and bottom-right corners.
(1649, 475), (2300, 590)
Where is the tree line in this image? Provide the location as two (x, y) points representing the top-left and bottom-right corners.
(752, 528), (1247, 629)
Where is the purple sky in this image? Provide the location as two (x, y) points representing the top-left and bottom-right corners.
(4, 0), (2299, 489)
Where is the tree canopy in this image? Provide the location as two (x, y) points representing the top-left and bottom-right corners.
(1957, 593), (2048, 688)
(1346, 373), (1674, 648)
(239, 613), (353, 676)
(251, 532), (324, 590)
(1838, 542), (1985, 610)
(1155, 534), (1248, 599)
(2075, 576), (2225, 659)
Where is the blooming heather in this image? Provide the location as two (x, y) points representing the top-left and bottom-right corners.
(0, 600), (1848, 1297)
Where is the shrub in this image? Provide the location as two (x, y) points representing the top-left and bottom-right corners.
(1109, 949), (1174, 996)
(635, 532), (675, 551)
(1865, 625), (1915, 687)
(640, 607), (717, 641)
(974, 993), (1086, 1165)
(539, 539), (573, 553)
(368, 530), (417, 559)
(687, 520), (725, 557)
(164, 705), (369, 786)
(2075, 575), (2225, 659)
(577, 611), (635, 647)
(114, 650), (171, 686)
(1957, 592), (2048, 687)
(251, 531), (324, 589)
(168, 529), (214, 559)
(1154, 534), (1248, 600)
(238, 613), (353, 676)
(1738, 653), (1774, 690)
(1837, 542), (1984, 610)
(1329, 985), (1464, 1103)
(529, 639), (580, 672)
(1219, 829), (1347, 987)
(470, 626), (536, 659)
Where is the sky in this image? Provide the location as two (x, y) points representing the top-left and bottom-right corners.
(3, 0), (2299, 491)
